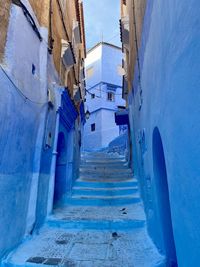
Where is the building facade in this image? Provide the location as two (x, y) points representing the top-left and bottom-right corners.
(83, 42), (126, 151)
(121, 0), (200, 266)
(0, 0), (86, 259)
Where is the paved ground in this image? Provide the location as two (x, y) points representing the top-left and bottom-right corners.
(2, 152), (165, 267)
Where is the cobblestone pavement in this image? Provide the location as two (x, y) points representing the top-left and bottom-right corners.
(2, 152), (165, 267)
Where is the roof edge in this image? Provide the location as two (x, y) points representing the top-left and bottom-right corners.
(87, 42), (122, 54)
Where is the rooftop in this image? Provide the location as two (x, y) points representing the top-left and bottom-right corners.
(87, 42), (122, 54)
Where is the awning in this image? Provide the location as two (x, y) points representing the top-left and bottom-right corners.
(61, 40), (76, 68)
(119, 16), (129, 45)
(122, 75), (128, 100)
(73, 20), (81, 44)
(115, 109), (129, 126)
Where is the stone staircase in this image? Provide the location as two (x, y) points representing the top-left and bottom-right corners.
(1, 152), (165, 267)
(68, 152), (141, 207)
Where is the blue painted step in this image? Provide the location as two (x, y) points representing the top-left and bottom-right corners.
(47, 219), (145, 231)
(64, 196), (141, 206)
(74, 181), (138, 188)
(80, 164), (128, 169)
(72, 188), (138, 196)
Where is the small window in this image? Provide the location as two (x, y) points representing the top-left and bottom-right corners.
(107, 92), (115, 102)
(91, 123), (95, 132)
(91, 93), (95, 99)
(32, 64), (36, 75)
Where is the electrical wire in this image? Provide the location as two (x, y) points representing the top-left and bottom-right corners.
(0, 65), (48, 105)
(105, 33), (120, 43)
(86, 83), (123, 96)
(85, 87), (101, 98)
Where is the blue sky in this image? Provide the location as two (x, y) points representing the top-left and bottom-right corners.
(83, 0), (121, 50)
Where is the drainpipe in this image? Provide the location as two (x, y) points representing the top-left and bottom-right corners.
(47, 110), (60, 215)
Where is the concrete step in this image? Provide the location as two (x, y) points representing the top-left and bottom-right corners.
(79, 174), (133, 180)
(81, 153), (125, 159)
(73, 186), (138, 190)
(74, 180), (138, 188)
(80, 164), (129, 169)
(72, 188), (138, 196)
(52, 203), (146, 221)
(64, 196), (141, 206)
(81, 160), (127, 164)
(71, 191), (139, 199)
(79, 175), (133, 180)
(46, 218), (145, 231)
(81, 158), (126, 163)
(80, 179), (132, 183)
(80, 170), (132, 176)
(80, 165), (132, 173)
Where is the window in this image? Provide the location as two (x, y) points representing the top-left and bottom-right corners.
(91, 123), (95, 132)
(107, 92), (115, 102)
(91, 93), (95, 99)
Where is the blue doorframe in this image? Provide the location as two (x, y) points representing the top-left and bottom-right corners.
(152, 127), (177, 266)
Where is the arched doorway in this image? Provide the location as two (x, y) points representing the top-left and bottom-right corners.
(53, 132), (66, 206)
(152, 127), (177, 266)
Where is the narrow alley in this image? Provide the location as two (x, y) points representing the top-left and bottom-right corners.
(2, 152), (164, 267)
(1, 0), (200, 266)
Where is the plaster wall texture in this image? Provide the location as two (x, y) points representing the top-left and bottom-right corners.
(100, 109), (120, 148)
(122, 0), (146, 88)
(0, 0), (11, 62)
(129, 0), (200, 266)
(29, 0), (50, 27)
(0, 0), (84, 259)
(84, 43), (125, 150)
(101, 44), (122, 86)
(83, 110), (102, 150)
(85, 45), (102, 86)
(0, 2), (49, 258)
(34, 55), (62, 229)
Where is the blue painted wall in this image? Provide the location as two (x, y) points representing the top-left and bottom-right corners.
(129, 1), (200, 266)
(0, 67), (45, 258)
(0, 2), (82, 259)
(35, 87), (80, 226)
(0, 2), (50, 257)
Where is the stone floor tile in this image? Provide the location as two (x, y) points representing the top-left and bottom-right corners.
(69, 243), (108, 260)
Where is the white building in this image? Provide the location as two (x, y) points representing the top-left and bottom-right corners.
(83, 42), (126, 151)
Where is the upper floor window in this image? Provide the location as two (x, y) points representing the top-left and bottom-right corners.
(91, 94), (95, 99)
(107, 92), (115, 102)
(91, 123), (95, 132)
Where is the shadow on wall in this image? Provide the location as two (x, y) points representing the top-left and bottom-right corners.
(152, 127), (177, 267)
(108, 131), (128, 156)
(53, 132), (66, 206)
